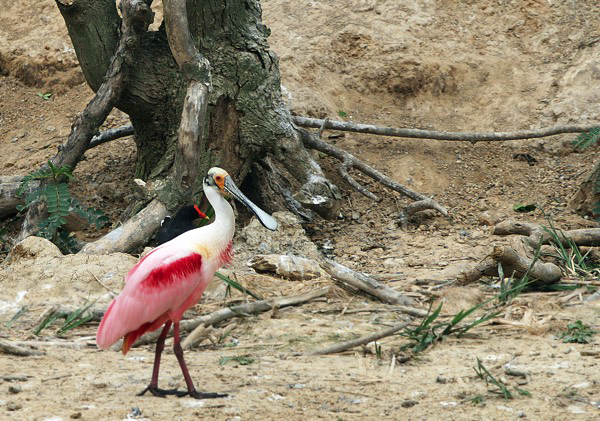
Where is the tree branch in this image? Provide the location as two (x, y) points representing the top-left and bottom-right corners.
(88, 125), (135, 149)
(164, 0), (212, 192)
(293, 116), (600, 142)
(17, 0), (153, 242)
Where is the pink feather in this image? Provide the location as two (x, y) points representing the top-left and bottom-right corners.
(96, 244), (209, 353)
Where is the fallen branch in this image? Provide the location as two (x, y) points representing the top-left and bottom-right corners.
(301, 131), (447, 216)
(436, 244), (564, 286)
(126, 287), (330, 349)
(293, 116), (600, 142)
(0, 339), (44, 357)
(321, 259), (413, 306)
(310, 321), (411, 356)
(313, 305), (428, 318)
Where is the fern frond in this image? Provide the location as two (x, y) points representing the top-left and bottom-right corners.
(573, 128), (600, 150)
(70, 199), (109, 229)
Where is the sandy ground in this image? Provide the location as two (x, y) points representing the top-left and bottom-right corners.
(1, 0), (600, 420)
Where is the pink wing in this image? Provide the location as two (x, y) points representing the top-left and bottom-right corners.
(96, 244), (204, 352)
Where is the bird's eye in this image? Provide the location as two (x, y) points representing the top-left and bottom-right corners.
(215, 175), (223, 181)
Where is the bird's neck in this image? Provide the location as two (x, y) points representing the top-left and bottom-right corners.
(205, 184), (235, 240)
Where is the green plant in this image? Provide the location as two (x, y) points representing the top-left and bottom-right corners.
(37, 92), (52, 100)
(470, 395), (486, 406)
(496, 258), (536, 305)
(374, 341), (382, 359)
(214, 271), (262, 300)
(4, 306), (28, 328)
(18, 161), (108, 253)
(557, 320), (596, 344)
(0, 225), (9, 257)
(572, 128), (600, 150)
(513, 203), (536, 213)
(56, 301), (96, 336)
(474, 358), (530, 400)
(337, 110), (348, 118)
(218, 355), (255, 366)
(400, 299), (499, 354)
(542, 217), (599, 280)
(33, 301), (96, 336)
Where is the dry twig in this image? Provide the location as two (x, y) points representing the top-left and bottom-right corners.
(0, 339), (44, 357)
(310, 321), (411, 356)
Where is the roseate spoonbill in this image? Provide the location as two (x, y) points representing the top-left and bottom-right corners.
(96, 167), (277, 399)
(155, 205), (208, 246)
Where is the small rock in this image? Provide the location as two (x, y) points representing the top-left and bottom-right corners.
(70, 412), (82, 419)
(7, 401), (22, 411)
(401, 400), (418, 408)
(436, 375), (447, 384)
(8, 385), (21, 394)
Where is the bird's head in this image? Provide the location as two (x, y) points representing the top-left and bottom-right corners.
(204, 167), (230, 196)
(203, 167), (277, 231)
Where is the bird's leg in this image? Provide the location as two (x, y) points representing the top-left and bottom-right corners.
(138, 321), (184, 397)
(172, 322), (228, 399)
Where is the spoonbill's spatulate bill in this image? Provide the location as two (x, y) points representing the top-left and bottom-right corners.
(96, 167), (277, 399)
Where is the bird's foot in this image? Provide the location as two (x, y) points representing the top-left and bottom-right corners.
(185, 390), (228, 400)
(137, 385), (188, 398)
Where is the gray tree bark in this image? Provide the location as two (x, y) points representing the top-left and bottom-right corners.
(56, 0), (338, 232)
(569, 161), (600, 220)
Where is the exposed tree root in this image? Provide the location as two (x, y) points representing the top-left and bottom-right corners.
(493, 219), (600, 247)
(79, 198), (167, 254)
(491, 245), (562, 285)
(300, 130), (448, 217)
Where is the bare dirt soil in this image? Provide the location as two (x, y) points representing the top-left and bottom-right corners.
(1, 1), (600, 420)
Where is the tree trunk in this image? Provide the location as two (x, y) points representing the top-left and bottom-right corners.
(57, 0), (338, 224)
